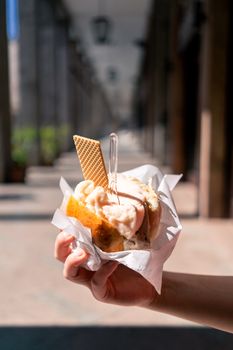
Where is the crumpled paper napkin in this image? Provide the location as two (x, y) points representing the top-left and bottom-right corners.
(52, 164), (182, 293)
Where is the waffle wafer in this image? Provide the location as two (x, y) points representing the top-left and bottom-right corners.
(73, 135), (108, 190)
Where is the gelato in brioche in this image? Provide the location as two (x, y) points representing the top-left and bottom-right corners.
(66, 173), (161, 252)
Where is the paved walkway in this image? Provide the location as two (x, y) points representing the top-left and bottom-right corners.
(0, 130), (233, 328)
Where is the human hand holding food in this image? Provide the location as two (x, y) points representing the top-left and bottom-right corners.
(54, 231), (233, 333)
(52, 133), (182, 293)
(54, 231), (158, 306)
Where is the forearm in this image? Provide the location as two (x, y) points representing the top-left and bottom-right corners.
(149, 272), (233, 333)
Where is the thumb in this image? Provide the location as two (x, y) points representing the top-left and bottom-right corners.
(91, 261), (119, 301)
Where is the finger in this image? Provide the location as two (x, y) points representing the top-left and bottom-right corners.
(54, 231), (75, 262)
(63, 249), (94, 287)
(91, 261), (119, 301)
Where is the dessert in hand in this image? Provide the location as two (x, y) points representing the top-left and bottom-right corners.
(66, 135), (161, 252)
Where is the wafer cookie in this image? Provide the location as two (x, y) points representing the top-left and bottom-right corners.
(73, 135), (108, 190)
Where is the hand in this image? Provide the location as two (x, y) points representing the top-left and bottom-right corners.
(54, 231), (158, 307)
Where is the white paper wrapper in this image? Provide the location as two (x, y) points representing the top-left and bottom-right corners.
(52, 164), (182, 293)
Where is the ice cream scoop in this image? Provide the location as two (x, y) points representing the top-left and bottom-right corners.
(67, 173), (161, 252)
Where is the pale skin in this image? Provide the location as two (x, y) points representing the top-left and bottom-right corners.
(54, 231), (233, 334)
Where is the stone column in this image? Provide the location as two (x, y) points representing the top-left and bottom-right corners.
(37, 1), (56, 125)
(67, 41), (79, 146)
(141, 0), (170, 161)
(55, 19), (70, 151)
(143, 6), (157, 155)
(199, 0), (231, 217)
(18, 0), (40, 164)
(19, 0), (71, 163)
(151, 0), (170, 163)
(0, 0), (12, 181)
(168, 1), (186, 175)
(36, 0), (58, 164)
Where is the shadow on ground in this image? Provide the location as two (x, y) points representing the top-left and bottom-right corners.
(0, 213), (53, 221)
(0, 326), (232, 350)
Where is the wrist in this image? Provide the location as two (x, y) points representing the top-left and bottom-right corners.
(146, 271), (175, 311)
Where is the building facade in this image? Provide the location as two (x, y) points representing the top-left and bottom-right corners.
(135, 0), (232, 217)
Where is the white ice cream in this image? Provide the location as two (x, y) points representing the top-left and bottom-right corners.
(73, 174), (147, 240)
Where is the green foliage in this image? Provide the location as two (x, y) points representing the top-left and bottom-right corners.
(11, 127), (37, 167)
(58, 124), (70, 140)
(11, 124), (70, 166)
(40, 126), (58, 164)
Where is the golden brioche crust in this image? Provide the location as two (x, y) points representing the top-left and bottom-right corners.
(130, 177), (161, 241)
(66, 195), (124, 252)
(66, 182), (161, 252)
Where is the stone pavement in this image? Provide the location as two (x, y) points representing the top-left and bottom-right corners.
(0, 130), (233, 330)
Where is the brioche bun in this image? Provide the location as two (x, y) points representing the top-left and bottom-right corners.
(66, 175), (161, 252)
